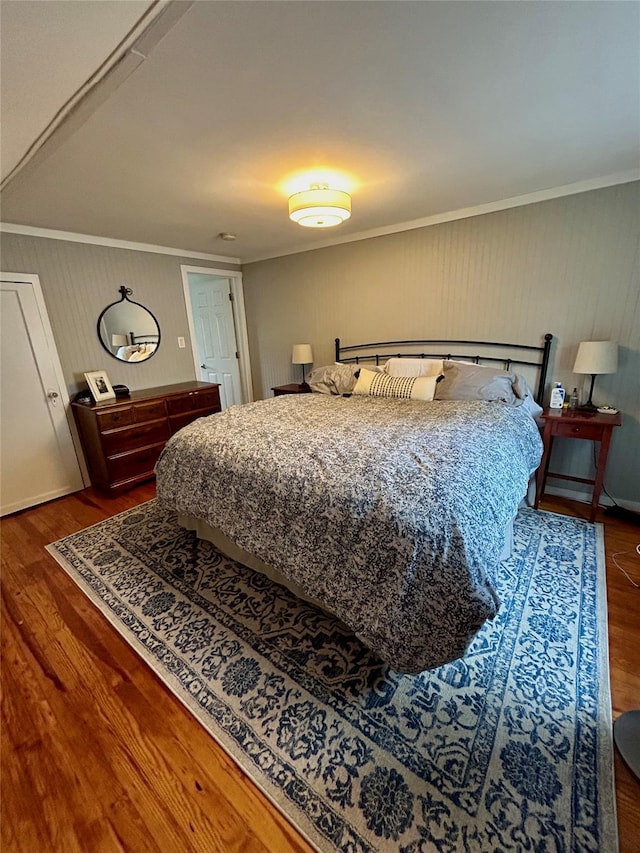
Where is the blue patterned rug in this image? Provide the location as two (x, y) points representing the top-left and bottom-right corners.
(47, 502), (617, 852)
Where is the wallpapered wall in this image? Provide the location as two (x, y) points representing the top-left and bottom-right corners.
(2, 183), (638, 505)
(0, 233), (239, 394)
(242, 182), (640, 506)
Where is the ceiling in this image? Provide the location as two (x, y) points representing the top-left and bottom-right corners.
(1, 0), (638, 263)
(0, 0), (157, 181)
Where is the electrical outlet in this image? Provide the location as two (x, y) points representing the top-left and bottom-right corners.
(177, 336), (186, 348)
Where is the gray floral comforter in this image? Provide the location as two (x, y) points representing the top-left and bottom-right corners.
(155, 394), (542, 673)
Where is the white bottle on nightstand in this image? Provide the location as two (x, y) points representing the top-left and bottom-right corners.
(549, 382), (566, 409)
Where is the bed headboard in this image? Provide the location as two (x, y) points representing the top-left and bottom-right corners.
(131, 333), (159, 346)
(335, 333), (553, 404)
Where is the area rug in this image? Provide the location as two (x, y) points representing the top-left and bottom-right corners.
(47, 502), (617, 853)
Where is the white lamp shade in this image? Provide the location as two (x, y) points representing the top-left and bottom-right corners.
(573, 341), (618, 375)
(292, 343), (314, 365)
(111, 333), (129, 347)
(289, 188), (351, 228)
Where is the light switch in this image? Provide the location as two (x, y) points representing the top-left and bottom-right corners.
(177, 336), (186, 348)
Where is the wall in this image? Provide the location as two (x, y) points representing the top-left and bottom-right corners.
(242, 182), (640, 506)
(0, 232), (239, 394)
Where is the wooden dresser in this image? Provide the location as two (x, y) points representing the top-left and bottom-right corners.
(72, 381), (220, 495)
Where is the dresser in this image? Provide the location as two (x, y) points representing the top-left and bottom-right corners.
(72, 381), (221, 495)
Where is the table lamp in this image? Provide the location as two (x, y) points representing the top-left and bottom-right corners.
(572, 340), (618, 411)
(292, 343), (313, 387)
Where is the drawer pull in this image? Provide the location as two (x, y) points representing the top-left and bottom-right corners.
(572, 427), (581, 433)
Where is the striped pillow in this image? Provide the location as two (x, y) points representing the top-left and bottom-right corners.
(352, 368), (439, 401)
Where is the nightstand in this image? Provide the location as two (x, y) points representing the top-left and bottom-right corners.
(271, 384), (312, 397)
(534, 408), (622, 522)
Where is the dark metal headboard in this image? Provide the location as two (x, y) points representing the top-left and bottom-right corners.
(335, 333), (553, 404)
(131, 333), (159, 346)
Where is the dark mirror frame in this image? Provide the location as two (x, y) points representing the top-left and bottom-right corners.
(97, 285), (161, 363)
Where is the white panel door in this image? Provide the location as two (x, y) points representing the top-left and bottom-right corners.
(0, 276), (84, 515)
(188, 274), (242, 409)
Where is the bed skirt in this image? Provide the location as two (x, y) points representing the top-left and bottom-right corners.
(178, 512), (514, 613)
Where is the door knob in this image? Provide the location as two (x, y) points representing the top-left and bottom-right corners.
(47, 390), (59, 399)
(201, 364), (206, 369)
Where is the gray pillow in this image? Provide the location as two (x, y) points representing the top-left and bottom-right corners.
(308, 363), (362, 395)
(435, 360), (518, 404)
(512, 373), (543, 416)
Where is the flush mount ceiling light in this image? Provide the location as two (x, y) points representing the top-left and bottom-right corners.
(288, 182), (351, 228)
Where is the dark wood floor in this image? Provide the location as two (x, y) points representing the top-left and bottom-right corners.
(2, 485), (639, 852)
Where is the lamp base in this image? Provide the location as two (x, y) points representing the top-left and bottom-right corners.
(577, 373), (598, 412)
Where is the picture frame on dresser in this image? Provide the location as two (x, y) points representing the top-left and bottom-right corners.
(84, 370), (116, 403)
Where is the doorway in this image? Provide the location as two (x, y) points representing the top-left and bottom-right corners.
(1, 273), (84, 515)
(181, 266), (252, 409)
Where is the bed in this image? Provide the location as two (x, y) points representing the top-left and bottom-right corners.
(155, 334), (552, 673)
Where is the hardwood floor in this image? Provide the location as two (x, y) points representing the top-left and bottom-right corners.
(2, 486), (638, 852)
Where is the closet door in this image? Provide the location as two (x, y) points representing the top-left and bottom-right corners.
(1, 274), (83, 515)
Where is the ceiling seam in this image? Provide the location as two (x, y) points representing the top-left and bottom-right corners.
(0, 0), (192, 194)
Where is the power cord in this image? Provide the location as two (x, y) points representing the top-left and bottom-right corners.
(592, 442), (619, 509)
(611, 543), (640, 589)
(590, 446), (640, 587)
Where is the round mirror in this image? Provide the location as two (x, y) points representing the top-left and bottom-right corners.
(98, 286), (160, 363)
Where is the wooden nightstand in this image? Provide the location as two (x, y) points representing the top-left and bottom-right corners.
(534, 407), (622, 521)
(271, 384), (312, 396)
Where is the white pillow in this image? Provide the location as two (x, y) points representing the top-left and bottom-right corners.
(383, 357), (444, 378)
(337, 361), (383, 373)
(352, 368), (438, 401)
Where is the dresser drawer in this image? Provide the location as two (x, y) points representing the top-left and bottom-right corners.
(102, 420), (169, 454)
(193, 388), (220, 411)
(107, 442), (165, 483)
(96, 406), (133, 431)
(553, 421), (603, 441)
(133, 400), (167, 422)
(166, 388), (221, 415)
(169, 411), (213, 434)
(166, 393), (195, 415)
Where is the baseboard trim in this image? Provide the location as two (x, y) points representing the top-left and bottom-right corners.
(545, 484), (640, 514)
(604, 505), (640, 525)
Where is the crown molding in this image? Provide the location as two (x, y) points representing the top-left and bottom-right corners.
(2, 170), (636, 267)
(0, 223), (240, 264)
(244, 170), (640, 264)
